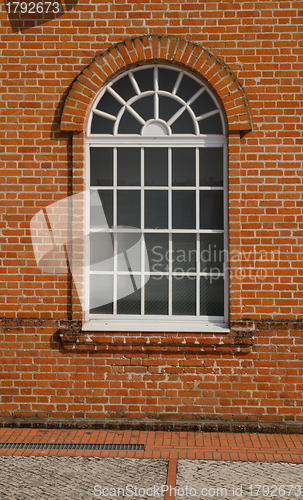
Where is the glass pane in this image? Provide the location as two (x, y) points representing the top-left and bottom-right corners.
(117, 275), (141, 315)
(145, 275), (168, 315)
(145, 191), (168, 229)
(117, 148), (140, 186)
(199, 148), (223, 186)
(200, 191), (223, 230)
(90, 232), (114, 272)
(172, 191), (196, 229)
(172, 277), (196, 315)
(200, 276), (224, 316)
(90, 147), (113, 186)
(111, 75), (136, 102)
(177, 74), (202, 102)
(158, 67), (178, 93)
(117, 232), (141, 272)
(200, 233), (224, 273)
(171, 110), (195, 134)
(90, 191), (113, 229)
(96, 90), (122, 116)
(117, 191), (140, 228)
(132, 96), (154, 121)
(90, 274), (113, 314)
(172, 148), (195, 186)
(118, 110), (142, 135)
(144, 148), (168, 186)
(159, 95), (182, 122)
(199, 114), (223, 134)
(191, 90), (217, 117)
(134, 68), (153, 93)
(91, 114), (113, 134)
(172, 234), (196, 273)
(145, 233), (169, 273)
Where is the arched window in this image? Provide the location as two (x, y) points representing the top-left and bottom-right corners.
(85, 64), (228, 332)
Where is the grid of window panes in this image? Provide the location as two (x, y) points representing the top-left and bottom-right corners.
(89, 146), (225, 318)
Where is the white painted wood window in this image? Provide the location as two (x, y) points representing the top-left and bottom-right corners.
(84, 65), (228, 332)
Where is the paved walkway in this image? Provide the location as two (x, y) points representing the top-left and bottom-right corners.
(1, 429), (303, 500)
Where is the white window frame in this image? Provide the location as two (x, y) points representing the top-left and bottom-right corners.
(83, 65), (229, 333)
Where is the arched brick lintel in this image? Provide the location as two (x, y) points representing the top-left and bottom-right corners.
(60, 35), (252, 133)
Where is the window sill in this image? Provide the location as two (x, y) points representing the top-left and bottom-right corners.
(82, 319), (230, 333)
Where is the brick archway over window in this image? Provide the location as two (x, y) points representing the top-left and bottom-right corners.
(60, 36), (252, 133)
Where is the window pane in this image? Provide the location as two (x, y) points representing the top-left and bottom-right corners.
(199, 114), (223, 134)
(111, 75), (136, 102)
(91, 114), (113, 135)
(172, 148), (195, 186)
(118, 110), (142, 135)
(172, 277), (196, 316)
(145, 275), (168, 315)
(191, 90), (217, 117)
(171, 110), (195, 135)
(159, 95), (182, 122)
(117, 275), (141, 315)
(200, 276), (224, 316)
(117, 232), (141, 272)
(200, 233), (224, 273)
(117, 148), (140, 186)
(117, 191), (140, 228)
(90, 147), (113, 186)
(132, 96), (154, 121)
(199, 148), (223, 186)
(172, 191), (196, 229)
(200, 191), (223, 230)
(96, 90), (122, 116)
(177, 74), (201, 102)
(90, 232), (114, 272)
(90, 191), (113, 229)
(172, 234), (196, 272)
(145, 191), (168, 229)
(134, 68), (153, 93)
(144, 148), (168, 186)
(145, 233), (169, 273)
(90, 274), (113, 314)
(158, 68), (178, 93)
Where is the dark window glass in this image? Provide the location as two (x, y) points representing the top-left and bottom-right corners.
(117, 275), (141, 314)
(117, 191), (140, 228)
(199, 148), (223, 186)
(132, 96), (154, 122)
(118, 110), (142, 135)
(145, 233), (169, 273)
(191, 90), (217, 117)
(172, 277), (196, 315)
(90, 232), (114, 272)
(200, 191), (223, 230)
(90, 147), (113, 186)
(172, 234), (196, 273)
(200, 233), (224, 273)
(91, 115), (113, 134)
(144, 148), (168, 186)
(145, 275), (168, 315)
(90, 191), (113, 228)
(172, 148), (195, 186)
(145, 191), (168, 229)
(200, 276), (224, 316)
(134, 68), (153, 93)
(117, 232), (141, 272)
(96, 90), (122, 116)
(199, 114), (223, 134)
(158, 68), (178, 93)
(111, 75), (136, 102)
(171, 110), (195, 134)
(90, 275), (113, 314)
(177, 74), (201, 102)
(159, 95), (182, 122)
(172, 191), (196, 229)
(117, 148), (140, 186)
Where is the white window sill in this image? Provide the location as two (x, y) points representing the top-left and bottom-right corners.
(82, 319), (230, 333)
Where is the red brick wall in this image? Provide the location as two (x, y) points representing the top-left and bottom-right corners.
(1, 1), (303, 429)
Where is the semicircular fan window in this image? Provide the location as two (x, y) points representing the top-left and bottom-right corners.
(90, 65), (224, 136)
